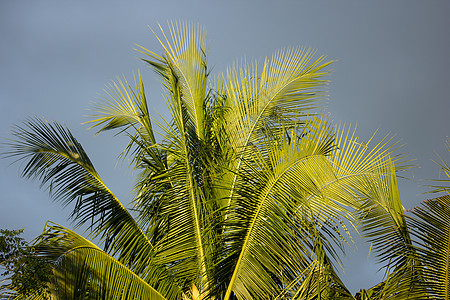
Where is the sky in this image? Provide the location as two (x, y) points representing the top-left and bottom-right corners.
(1, 0), (449, 294)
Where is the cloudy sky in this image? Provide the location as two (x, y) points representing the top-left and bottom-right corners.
(1, 0), (449, 294)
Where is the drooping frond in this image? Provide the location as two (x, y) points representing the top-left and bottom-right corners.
(50, 247), (166, 299)
(34, 222), (101, 260)
(409, 195), (450, 299)
(34, 222), (181, 299)
(355, 162), (425, 299)
(357, 163), (409, 263)
(4, 119), (182, 297)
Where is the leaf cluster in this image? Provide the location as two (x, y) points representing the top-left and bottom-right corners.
(0, 229), (52, 298)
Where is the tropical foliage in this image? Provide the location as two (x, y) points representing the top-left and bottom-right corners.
(0, 229), (52, 298)
(2, 22), (449, 299)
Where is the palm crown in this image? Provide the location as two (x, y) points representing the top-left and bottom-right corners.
(4, 22), (449, 299)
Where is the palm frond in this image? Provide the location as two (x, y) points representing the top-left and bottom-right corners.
(35, 222), (182, 299)
(355, 162), (425, 299)
(86, 71), (164, 172)
(3, 119), (182, 293)
(427, 138), (450, 194)
(50, 247), (166, 299)
(224, 47), (331, 152)
(138, 21), (209, 141)
(221, 49), (332, 166)
(87, 72), (154, 139)
(409, 195), (450, 299)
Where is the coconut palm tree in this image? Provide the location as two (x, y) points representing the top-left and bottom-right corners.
(4, 22), (418, 299)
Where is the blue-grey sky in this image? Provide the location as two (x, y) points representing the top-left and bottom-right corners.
(1, 0), (449, 294)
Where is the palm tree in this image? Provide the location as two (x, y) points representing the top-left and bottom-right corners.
(4, 21), (415, 299)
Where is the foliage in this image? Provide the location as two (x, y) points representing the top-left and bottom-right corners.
(352, 139), (450, 300)
(0, 229), (52, 299)
(408, 195), (450, 299)
(3, 21), (449, 299)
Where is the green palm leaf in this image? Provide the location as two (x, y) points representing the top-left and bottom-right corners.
(427, 139), (450, 195)
(138, 21), (209, 141)
(36, 223), (180, 299)
(86, 71), (163, 172)
(409, 195), (450, 299)
(50, 246), (166, 299)
(355, 162), (425, 299)
(4, 118), (182, 297)
(220, 48), (333, 212)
